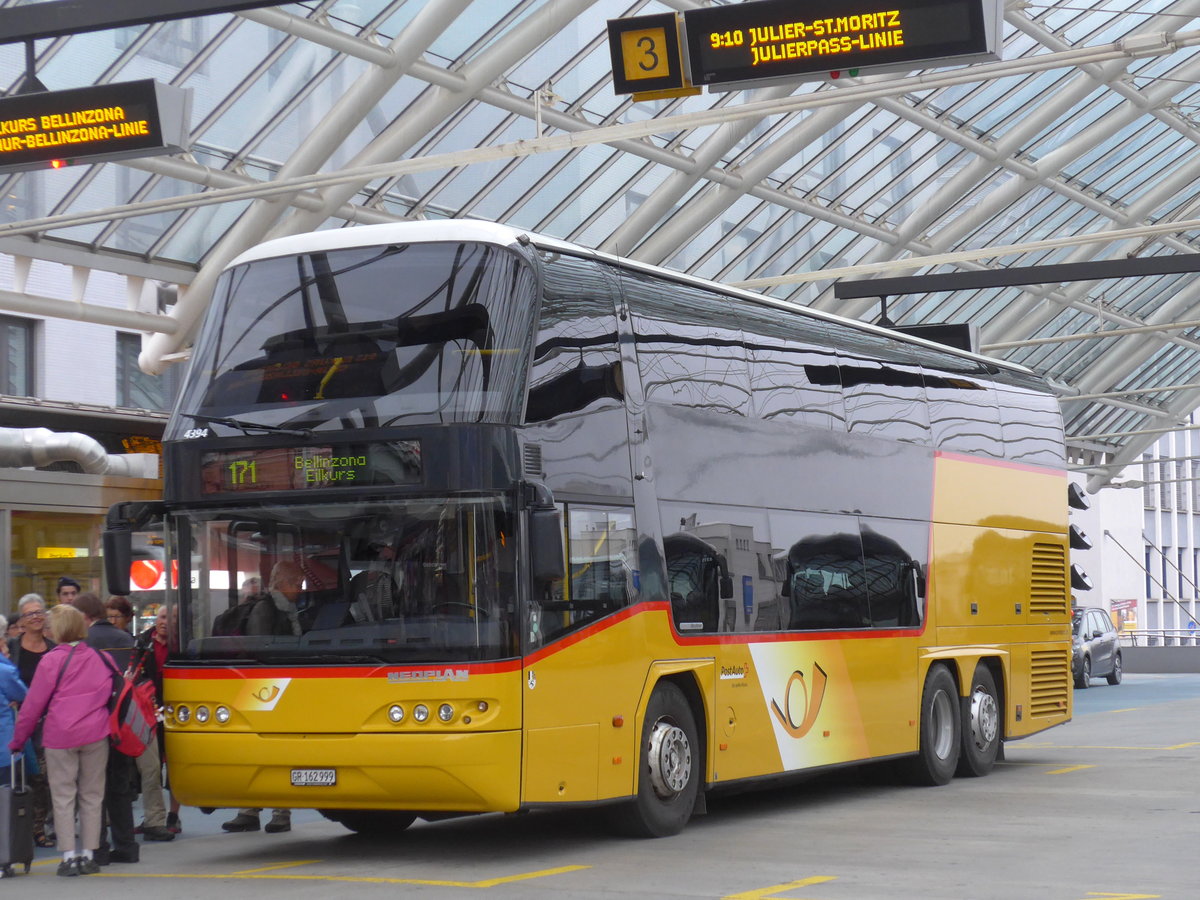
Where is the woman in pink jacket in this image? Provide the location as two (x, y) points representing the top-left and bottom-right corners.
(9, 604), (112, 877)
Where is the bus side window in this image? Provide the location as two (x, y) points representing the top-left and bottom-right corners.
(664, 534), (722, 633)
(526, 253), (623, 423)
(737, 305), (846, 431)
(837, 352), (931, 445)
(618, 270), (752, 417)
(995, 385), (1065, 467)
(924, 366), (1004, 459)
(536, 506), (635, 646)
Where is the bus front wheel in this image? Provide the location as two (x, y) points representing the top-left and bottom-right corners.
(318, 809), (417, 835)
(610, 681), (700, 838)
(901, 663), (960, 786)
(956, 663), (1000, 777)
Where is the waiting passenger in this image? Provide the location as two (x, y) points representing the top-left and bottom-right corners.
(8, 605), (113, 876)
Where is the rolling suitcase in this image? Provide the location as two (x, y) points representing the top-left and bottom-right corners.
(0, 754), (33, 877)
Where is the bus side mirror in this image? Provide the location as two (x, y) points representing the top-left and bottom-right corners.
(103, 526), (132, 596)
(719, 575), (734, 599)
(103, 501), (165, 596)
(530, 507), (564, 583)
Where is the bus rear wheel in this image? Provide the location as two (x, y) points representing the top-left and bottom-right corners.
(956, 663), (1000, 777)
(318, 809), (417, 835)
(900, 663), (960, 786)
(609, 681), (699, 838)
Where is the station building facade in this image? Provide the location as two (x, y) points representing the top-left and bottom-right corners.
(1, 253), (173, 627)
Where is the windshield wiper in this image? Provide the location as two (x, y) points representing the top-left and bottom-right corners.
(183, 413), (312, 439)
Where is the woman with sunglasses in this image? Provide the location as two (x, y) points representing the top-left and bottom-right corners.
(8, 594), (55, 847)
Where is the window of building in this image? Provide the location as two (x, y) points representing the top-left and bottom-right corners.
(0, 315), (34, 395)
(116, 332), (182, 411)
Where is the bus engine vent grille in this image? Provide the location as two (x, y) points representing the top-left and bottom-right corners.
(1029, 649), (1070, 718)
(1030, 542), (1068, 615)
(522, 443), (544, 478)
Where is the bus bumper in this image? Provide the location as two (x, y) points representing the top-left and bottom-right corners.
(166, 729), (522, 813)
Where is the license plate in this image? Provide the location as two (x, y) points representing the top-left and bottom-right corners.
(291, 768), (336, 786)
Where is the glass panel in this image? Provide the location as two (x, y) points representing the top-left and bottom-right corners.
(767, 509), (866, 631)
(172, 241), (538, 435)
(532, 506), (635, 647)
(620, 270), (751, 416)
(0, 315), (33, 396)
(175, 496), (518, 663)
(10, 510), (102, 601)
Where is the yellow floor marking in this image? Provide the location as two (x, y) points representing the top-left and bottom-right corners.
(94, 863), (591, 887)
(233, 860), (321, 875)
(1045, 764), (1095, 775)
(1082, 892), (1161, 899)
(722, 875), (837, 899)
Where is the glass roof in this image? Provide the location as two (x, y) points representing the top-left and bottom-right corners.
(3, 0), (1200, 487)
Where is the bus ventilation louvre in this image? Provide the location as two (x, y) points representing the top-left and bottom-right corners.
(1030, 542), (1069, 615)
(1029, 648), (1071, 718)
(1029, 542), (1071, 718)
(522, 443), (544, 478)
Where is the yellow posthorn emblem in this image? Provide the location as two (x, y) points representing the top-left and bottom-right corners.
(770, 664), (828, 738)
(236, 678), (291, 711)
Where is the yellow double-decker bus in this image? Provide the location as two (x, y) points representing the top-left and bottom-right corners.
(105, 221), (1071, 837)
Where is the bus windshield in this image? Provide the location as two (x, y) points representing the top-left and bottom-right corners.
(172, 495), (518, 664)
(170, 241), (537, 435)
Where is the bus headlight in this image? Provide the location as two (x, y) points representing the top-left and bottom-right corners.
(413, 704), (429, 723)
(176, 705), (191, 724)
(195, 705), (211, 724)
(438, 703), (454, 723)
(387, 704), (406, 723)
(215, 706), (231, 724)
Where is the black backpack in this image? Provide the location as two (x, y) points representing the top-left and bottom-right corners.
(212, 596), (292, 636)
(211, 600), (258, 636)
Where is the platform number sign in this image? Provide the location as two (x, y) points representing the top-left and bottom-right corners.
(607, 12), (689, 96)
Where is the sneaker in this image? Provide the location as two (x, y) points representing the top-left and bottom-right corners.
(166, 811), (182, 834)
(221, 812), (260, 832)
(142, 826), (175, 842)
(264, 811), (291, 834)
(109, 849), (140, 864)
(76, 857), (101, 875)
(56, 860), (78, 877)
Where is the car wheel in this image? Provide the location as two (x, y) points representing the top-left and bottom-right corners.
(1075, 656), (1091, 690)
(956, 663), (1000, 778)
(608, 681), (700, 837)
(899, 664), (960, 786)
(1106, 650), (1122, 685)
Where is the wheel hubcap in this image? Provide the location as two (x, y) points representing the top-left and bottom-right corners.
(930, 689), (955, 760)
(969, 687), (998, 751)
(647, 718), (692, 799)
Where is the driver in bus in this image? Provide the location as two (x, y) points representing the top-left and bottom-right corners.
(246, 561), (305, 636)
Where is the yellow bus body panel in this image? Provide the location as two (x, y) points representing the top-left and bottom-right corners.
(165, 454), (1071, 812)
(166, 665), (523, 813)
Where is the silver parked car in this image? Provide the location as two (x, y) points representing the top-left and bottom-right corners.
(1072, 606), (1122, 688)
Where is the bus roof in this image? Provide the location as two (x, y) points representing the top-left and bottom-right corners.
(226, 220), (1039, 380)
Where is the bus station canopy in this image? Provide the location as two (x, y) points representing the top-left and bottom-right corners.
(2, 0), (1200, 489)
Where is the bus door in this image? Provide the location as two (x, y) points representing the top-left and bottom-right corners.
(523, 502), (639, 805)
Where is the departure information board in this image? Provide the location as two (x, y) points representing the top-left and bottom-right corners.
(0, 79), (190, 172)
(682, 0), (1001, 89)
